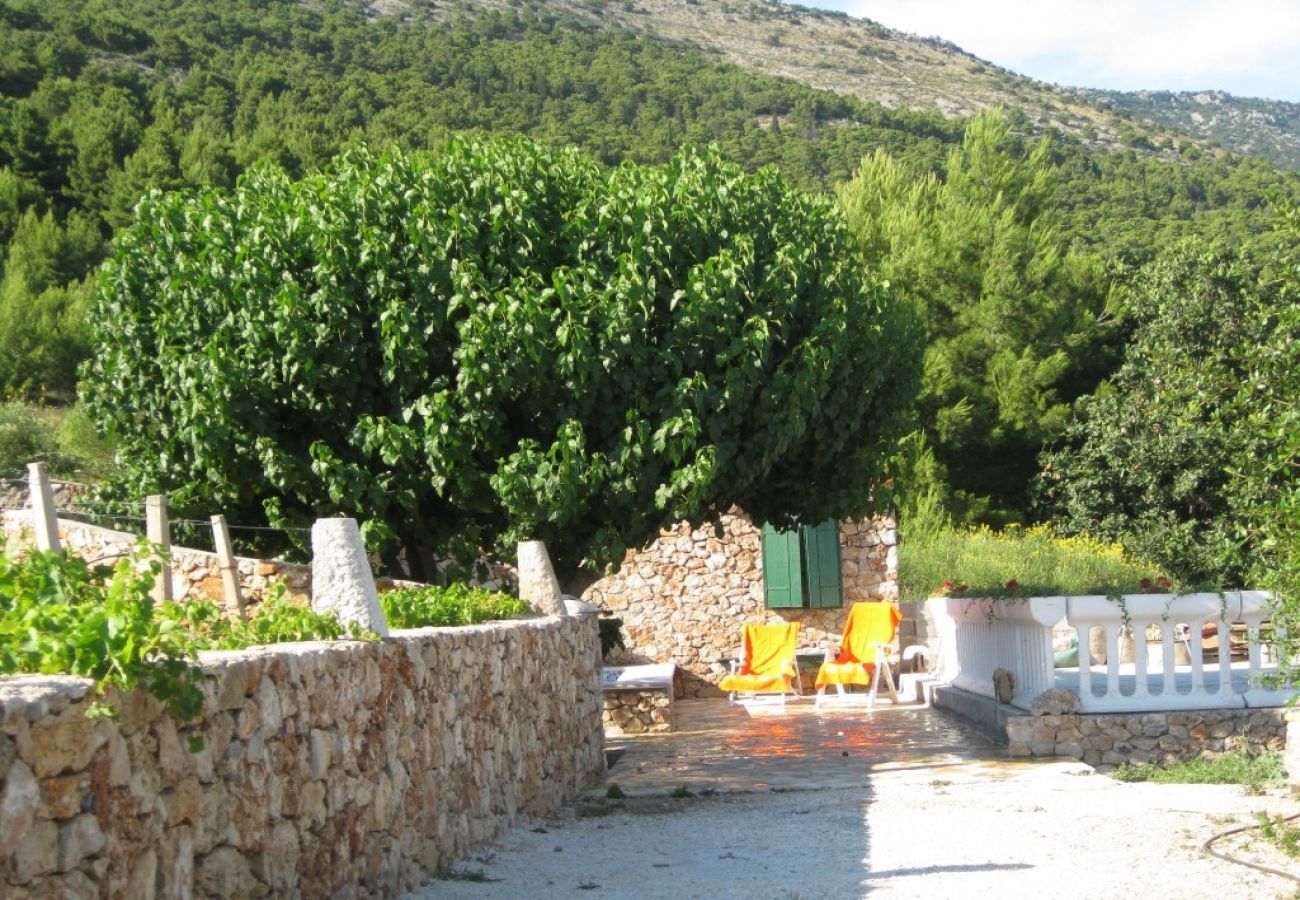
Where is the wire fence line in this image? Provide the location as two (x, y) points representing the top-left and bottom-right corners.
(3, 464), (326, 573)
(1, 503), (310, 536)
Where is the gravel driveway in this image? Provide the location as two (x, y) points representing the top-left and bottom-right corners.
(408, 700), (1300, 899)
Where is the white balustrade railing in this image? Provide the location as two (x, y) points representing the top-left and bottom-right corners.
(927, 592), (1294, 713)
(926, 596), (1065, 709)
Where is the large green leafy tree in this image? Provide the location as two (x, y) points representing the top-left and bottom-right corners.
(1036, 244), (1296, 584)
(1242, 209), (1300, 681)
(83, 140), (922, 581)
(837, 110), (1114, 520)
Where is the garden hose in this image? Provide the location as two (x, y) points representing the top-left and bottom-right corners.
(1203, 811), (1300, 884)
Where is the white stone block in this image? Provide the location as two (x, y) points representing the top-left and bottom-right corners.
(517, 541), (566, 616)
(310, 519), (389, 637)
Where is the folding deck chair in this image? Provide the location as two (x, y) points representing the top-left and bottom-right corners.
(815, 601), (902, 709)
(720, 622), (801, 706)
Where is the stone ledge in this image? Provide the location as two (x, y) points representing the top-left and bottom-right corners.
(931, 684), (1020, 744)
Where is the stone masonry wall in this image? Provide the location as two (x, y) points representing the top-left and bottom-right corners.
(2, 511), (310, 607)
(0, 615), (605, 898)
(1005, 709), (1287, 772)
(0, 480), (85, 513)
(581, 512), (898, 697)
(602, 690), (674, 735)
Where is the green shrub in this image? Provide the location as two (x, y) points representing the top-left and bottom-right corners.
(379, 583), (528, 629)
(0, 400), (116, 480)
(0, 542), (206, 719)
(1111, 752), (1285, 792)
(53, 402), (116, 479)
(0, 402), (72, 479)
(170, 586), (366, 650)
(0, 540), (367, 721)
(899, 523), (1170, 602)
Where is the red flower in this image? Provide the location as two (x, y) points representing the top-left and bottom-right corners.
(1140, 578), (1153, 590)
(1157, 576), (1172, 587)
(956, 583), (969, 592)
(1005, 579), (1020, 591)
(941, 580), (954, 589)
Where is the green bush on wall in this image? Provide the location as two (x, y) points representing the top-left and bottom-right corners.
(0, 538), (366, 722)
(379, 583), (528, 630)
(898, 523), (1171, 603)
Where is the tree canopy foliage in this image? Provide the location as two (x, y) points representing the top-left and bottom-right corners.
(838, 111), (1118, 518)
(83, 141), (922, 579)
(1246, 208), (1300, 679)
(1035, 243), (1298, 585)
(2, 0), (1299, 405)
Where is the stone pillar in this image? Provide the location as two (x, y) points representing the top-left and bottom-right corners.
(27, 461), (60, 552)
(311, 518), (389, 636)
(517, 540), (567, 616)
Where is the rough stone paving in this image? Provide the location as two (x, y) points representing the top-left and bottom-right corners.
(0, 616), (605, 898)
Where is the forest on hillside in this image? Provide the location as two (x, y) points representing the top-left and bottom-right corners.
(3, 0), (1300, 589)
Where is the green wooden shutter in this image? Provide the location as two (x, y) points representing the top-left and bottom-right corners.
(801, 519), (843, 609)
(761, 523), (804, 608)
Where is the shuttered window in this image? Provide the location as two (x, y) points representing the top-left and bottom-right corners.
(760, 520), (842, 609)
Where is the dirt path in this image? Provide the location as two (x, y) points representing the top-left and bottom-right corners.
(408, 701), (1300, 899)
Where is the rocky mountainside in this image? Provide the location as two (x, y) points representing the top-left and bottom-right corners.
(1072, 89), (1300, 170)
(412, 0), (1191, 160)
(409, 0), (1295, 168)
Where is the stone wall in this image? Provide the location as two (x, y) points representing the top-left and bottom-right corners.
(581, 512), (897, 696)
(0, 479), (86, 513)
(602, 690), (674, 735)
(0, 616), (605, 898)
(2, 512), (310, 607)
(1005, 709), (1287, 772)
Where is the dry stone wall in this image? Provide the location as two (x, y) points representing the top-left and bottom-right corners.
(1, 512), (310, 607)
(0, 480), (85, 513)
(602, 690), (674, 735)
(0, 616), (605, 898)
(582, 512), (897, 696)
(1006, 709), (1287, 771)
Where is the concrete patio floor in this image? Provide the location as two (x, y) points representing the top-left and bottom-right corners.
(597, 695), (1006, 796)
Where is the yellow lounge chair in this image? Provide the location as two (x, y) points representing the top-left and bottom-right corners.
(720, 622), (801, 705)
(815, 601), (901, 708)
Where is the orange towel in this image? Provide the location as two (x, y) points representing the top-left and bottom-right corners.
(720, 622), (799, 694)
(815, 602), (901, 689)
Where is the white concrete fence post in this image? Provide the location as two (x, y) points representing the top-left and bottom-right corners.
(211, 514), (246, 621)
(311, 518), (389, 636)
(517, 540), (568, 616)
(26, 461), (60, 553)
(145, 494), (173, 604)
